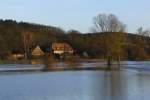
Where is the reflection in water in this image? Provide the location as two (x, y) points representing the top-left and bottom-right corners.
(89, 71), (128, 100)
(0, 64), (150, 100)
(109, 71), (127, 100)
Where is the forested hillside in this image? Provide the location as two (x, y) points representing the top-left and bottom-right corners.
(0, 19), (65, 58)
(0, 19), (149, 60)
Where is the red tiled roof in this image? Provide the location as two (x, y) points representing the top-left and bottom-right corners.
(52, 43), (73, 52)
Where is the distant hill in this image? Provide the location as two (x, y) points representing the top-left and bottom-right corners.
(0, 19), (65, 57)
(0, 19), (149, 60)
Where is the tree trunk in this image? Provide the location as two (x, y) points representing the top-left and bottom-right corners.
(118, 55), (120, 67)
(24, 52), (27, 60)
(24, 44), (27, 60)
(107, 55), (112, 69)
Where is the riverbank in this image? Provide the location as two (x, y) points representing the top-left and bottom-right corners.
(0, 60), (117, 72)
(0, 60), (150, 72)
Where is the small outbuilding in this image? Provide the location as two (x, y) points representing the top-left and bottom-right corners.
(32, 46), (44, 57)
(11, 53), (25, 60)
(10, 49), (25, 60)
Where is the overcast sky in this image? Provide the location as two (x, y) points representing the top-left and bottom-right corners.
(0, 0), (149, 33)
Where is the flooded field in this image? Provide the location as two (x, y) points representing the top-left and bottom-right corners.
(0, 61), (150, 100)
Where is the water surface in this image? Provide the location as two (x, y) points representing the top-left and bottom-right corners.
(0, 61), (150, 100)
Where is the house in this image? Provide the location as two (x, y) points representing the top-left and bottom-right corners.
(31, 46), (45, 57)
(52, 43), (74, 55)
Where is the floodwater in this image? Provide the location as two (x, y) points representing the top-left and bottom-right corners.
(0, 61), (150, 100)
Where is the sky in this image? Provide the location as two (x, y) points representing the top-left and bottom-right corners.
(0, 0), (149, 33)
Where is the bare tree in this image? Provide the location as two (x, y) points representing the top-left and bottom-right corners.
(137, 27), (150, 37)
(93, 13), (127, 68)
(134, 27), (149, 59)
(93, 13), (126, 32)
(22, 31), (32, 60)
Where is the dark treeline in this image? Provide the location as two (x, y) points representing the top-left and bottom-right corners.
(0, 19), (65, 59)
(0, 19), (150, 61)
(65, 31), (150, 60)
